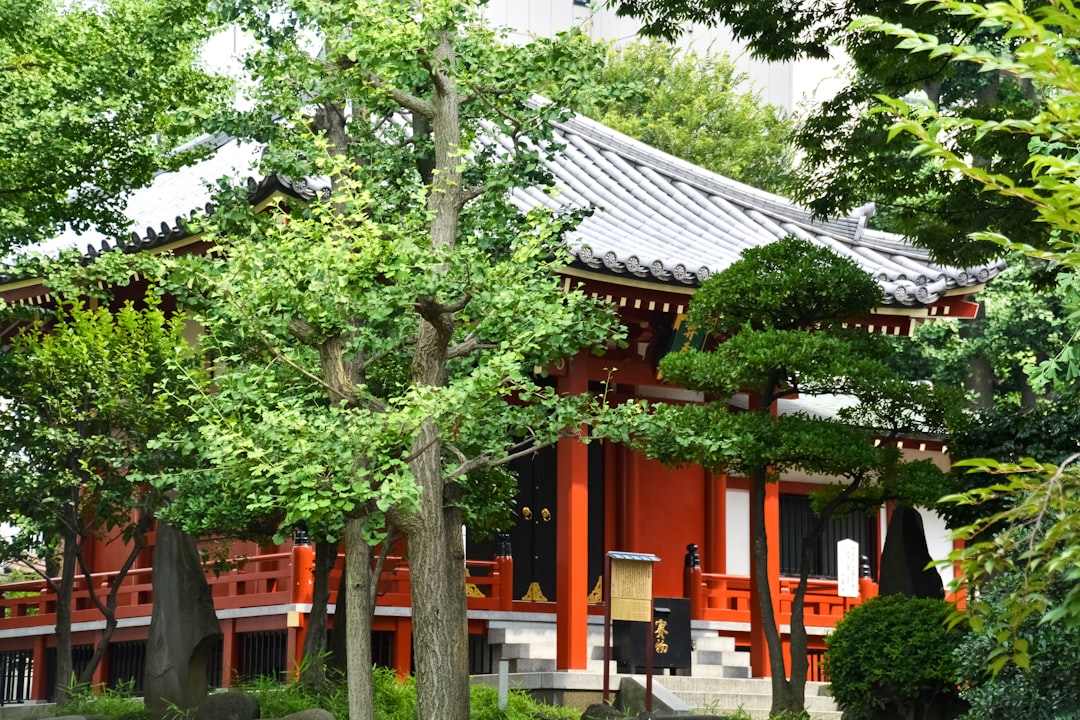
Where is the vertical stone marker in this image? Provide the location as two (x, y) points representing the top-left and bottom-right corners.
(145, 522), (222, 720)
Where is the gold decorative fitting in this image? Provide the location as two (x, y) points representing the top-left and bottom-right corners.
(541, 508), (551, 522)
(464, 568), (485, 598)
(522, 507), (532, 521)
(587, 576), (603, 603)
(520, 581), (549, 602)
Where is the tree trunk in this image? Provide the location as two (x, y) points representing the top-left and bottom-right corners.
(405, 439), (470, 720)
(76, 520), (149, 689)
(398, 23), (471, 720)
(53, 529), (78, 705)
(750, 471), (796, 716)
(344, 519), (376, 720)
(961, 306), (994, 409)
(299, 538), (338, 688)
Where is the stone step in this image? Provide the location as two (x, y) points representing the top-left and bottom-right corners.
(655, 677), (839, 720)
(692, 633), (737, 653)
(697, 649), (751, 668)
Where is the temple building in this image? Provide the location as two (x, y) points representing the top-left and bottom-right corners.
(0, 111), (1001, 706)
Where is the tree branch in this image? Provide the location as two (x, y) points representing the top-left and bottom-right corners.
(446, 332), (497, 360)
(365, 70), (435, 119)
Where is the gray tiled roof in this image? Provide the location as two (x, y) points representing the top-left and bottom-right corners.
(514, 113), (1004, 306)
(31, 112), (1003, 307)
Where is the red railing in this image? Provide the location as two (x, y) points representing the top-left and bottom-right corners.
(684, 566), (876, 627)
(0, 548), (515, 632)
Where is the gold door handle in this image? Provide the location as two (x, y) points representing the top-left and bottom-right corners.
(541, 508), (551, 522)
(522, 507), (532, 520)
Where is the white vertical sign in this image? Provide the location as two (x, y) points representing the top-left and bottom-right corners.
(837, 538), (860, 598)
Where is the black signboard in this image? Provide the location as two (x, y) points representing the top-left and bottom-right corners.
(613, 597), (691, 672)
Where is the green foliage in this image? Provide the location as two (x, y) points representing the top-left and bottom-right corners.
(888, 260), (1073, 402)
(557, 41), (795, 193)
(0, 0), (227, 249)
(468, 684), (578, 720)
(956, 570), (1080, 720)
(57, 680), (147, 720)
(0, 291), (205, 567)
(239, 669), (578, 720)
(860, 0), (1080, 267)
(159, 165), (621, 543)
(824, 595), (966, 720)
(862, 0), (1080, 672)
(942, 457), (1080, 670)
(685, 236), (881, 335)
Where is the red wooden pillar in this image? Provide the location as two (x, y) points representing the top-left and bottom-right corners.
(556, 357), (589, 670)
(31, 635), (47, 700)
(706, 471), (727, 574)
(289, 542), (315, 673)
(394, 618), (412, 680)
(495, 537), (514, 612)
(748, 480), (781, 677)
(220, 618), (238, 688)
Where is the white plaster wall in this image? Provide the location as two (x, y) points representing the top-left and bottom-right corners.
(725, 487), (751, 575)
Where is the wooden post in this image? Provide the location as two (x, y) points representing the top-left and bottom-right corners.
(495, 534), (513, 612)
(220, 618), (237, 688)
(683, 544), (703, 620)
(394, 618), (412, 680)
(556, 358), (589, 670)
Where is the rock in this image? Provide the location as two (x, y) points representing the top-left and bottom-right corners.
(581, 704), (624, 720)
(195, 692), (260, 720)
(278, 710), (334, 720)
(878, 506), (944, 599)
(144, 522), (223, 720)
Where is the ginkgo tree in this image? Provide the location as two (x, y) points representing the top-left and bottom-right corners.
(154, 3), (626, 719)
(0, 0), (226, 250)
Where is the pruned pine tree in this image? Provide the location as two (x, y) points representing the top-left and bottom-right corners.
(628, 237), (950, 717)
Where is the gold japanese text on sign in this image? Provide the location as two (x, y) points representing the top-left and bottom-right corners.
(609, 558), (653, 622)
(654, 619), (669, 654)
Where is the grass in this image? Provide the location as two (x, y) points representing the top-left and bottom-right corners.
(57, 680), (146, 720)
(55, 669), (578, 720)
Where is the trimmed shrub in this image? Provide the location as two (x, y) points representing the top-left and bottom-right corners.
(823, 594), (965, 720)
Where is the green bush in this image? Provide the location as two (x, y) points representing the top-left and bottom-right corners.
(823, 595), (966, 720)
(956, 571), (1080, 720)
(241, 666), (577, 720)
(57, 680), (147, 720)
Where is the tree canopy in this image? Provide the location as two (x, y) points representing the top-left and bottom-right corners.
(0, 0), (226, 250)
(858, 0), (1080, 671)
(559, 41), (795, 194)
(614, 0), (1055, 266)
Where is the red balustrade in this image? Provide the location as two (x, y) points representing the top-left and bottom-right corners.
(0, 547), (516, 633)
(684, 568), (875, 627)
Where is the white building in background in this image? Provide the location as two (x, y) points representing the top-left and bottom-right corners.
(202, 2), (846, 112)
(481, 0), (846, 111)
